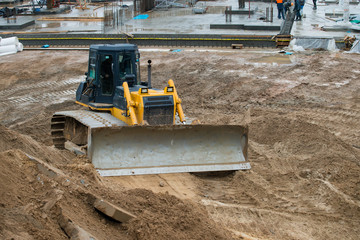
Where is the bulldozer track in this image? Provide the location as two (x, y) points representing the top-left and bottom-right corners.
(50, 110), (126, 149)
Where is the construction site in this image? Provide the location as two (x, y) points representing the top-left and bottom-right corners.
(1, 0), (360, 239)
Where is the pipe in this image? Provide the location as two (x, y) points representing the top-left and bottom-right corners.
(0, 37), (19, 46)
(147, 59), (152, 89)
(16, 42), (23, 51)
(0, 45), (17, 56)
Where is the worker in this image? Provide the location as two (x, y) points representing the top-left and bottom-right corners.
(100, 55), (114, 95)
(294, 0), (302, 21)
(300, 0), (305, 16)
(284, 0), (292, 15)
(313, 0), (317, 10)
(276, 0), (285, 20)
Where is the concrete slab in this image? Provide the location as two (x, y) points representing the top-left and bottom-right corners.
(58, 213), (98, 240)
(244, 24), (280, 30)
(25, 153), (65, 179)
(0, 0), (359, 40)
(224, 8), (257, 15)
(210, 24), (245, 29)
(94, 198), (136, 223)
(0, 17), (35, 30)
(210, 23), (280, 30)
(321, 25), (353, 31)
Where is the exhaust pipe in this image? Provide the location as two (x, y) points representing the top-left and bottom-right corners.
(147, 60), (152, 89)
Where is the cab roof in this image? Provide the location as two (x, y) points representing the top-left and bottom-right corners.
(89, 44), (138, 52)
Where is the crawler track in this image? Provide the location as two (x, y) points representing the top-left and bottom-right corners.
(51, 110), (126, 149)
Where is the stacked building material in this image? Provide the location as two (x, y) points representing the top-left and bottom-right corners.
(0, 36), (23, 56)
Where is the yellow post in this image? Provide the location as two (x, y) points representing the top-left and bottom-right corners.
(123, 82), (138, 125)
(168, 79), (185, 123)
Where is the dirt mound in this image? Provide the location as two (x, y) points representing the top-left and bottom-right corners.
(1, 49), (360, 239)
(0, 51), (88, 90)
(119, 189), (232, 240)
(0, 149), (67, 240)
(0, 125), (71, 165)
(0, 125), (232, 240)
(248, 112), (360, 202)
(11, 100), (82, 146)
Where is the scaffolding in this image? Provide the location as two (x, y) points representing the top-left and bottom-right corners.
(76, 0), (89, 10)
(103, 0), (132, 34)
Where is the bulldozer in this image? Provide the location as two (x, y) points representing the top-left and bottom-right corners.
(51, 44), (250, 176)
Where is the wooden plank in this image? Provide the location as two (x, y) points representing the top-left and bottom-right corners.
(231, 43), (244, 49)
(94, 198), (136, 223)
(37, 17), (104, 21)
(58, 213), (98, 240)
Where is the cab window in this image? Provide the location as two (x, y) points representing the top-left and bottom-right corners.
(118, 52), (134, 79)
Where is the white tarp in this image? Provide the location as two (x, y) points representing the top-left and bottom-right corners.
(0, 36), (23, 57)
(349, 40), (360, 53)
(289, 38), (339, 51)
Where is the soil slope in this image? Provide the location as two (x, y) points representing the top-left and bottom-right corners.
(0, 49), (359, 240)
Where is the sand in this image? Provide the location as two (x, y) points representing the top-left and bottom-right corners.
(0, 48), (359, 239)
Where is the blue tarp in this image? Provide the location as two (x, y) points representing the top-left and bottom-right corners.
(133, 14), (149, 20)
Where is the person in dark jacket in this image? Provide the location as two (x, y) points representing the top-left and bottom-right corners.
(284, 0), (292, 15)
(294, 0), (302, 21)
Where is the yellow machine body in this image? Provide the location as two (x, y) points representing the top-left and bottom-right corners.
(76, 79), (184, 126)
(51, 44), (250, 176)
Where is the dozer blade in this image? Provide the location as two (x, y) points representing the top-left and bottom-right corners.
(89, 125), (250, 176)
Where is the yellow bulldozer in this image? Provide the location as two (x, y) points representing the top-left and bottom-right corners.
(51, 44), (250, 176)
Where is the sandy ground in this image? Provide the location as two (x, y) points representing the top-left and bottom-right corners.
(0, 48), (359, 240)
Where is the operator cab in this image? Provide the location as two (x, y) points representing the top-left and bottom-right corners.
(76, 44), (142, 107)
(76, 43), (176, 125)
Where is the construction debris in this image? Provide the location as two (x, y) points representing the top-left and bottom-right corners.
(58, 213), (98, 240)
(348, 39), (360, 53)
(344, 35), (356, 50)
(94, 198), (136, 223)
(231, 43), (244, 49)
